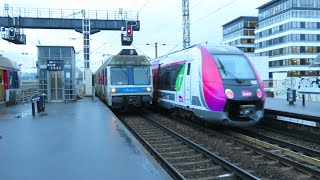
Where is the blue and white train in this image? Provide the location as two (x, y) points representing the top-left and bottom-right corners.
(94, 49), (153, 110)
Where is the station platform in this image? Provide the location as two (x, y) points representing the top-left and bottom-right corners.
(0, 98), (171, 180)
(264, 97), (320, 128)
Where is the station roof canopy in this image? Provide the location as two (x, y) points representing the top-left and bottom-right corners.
(309, 54), (320, 67)
(0, 55), (20, 70)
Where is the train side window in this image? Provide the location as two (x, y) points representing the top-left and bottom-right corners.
(187, 63), (191, 75)
(104, 68), (108, 85)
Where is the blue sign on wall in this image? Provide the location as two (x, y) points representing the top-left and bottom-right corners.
(47, 60), (64, 71)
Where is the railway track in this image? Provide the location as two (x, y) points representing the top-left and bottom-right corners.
(142, 110), (320, 179)
(117, 113), (259, 180)
(254, 124), (320, 144)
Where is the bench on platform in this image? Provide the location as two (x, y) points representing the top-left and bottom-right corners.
(297, 88), (320, 106)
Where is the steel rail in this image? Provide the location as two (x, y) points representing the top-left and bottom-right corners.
(255, 124), (320, 144)
(211, 130), (320, 178)
(139, 114), (259, 180)
(231, 129), (320, 158)
(117, 115), (185, 180)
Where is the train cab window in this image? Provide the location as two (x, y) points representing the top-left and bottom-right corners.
(187, 63), (191, 75)
(133, 66), (151, 85)
(213, 55), (256, 80)
(111, 67), (128, 85)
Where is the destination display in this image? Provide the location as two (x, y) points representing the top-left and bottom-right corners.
(47, 60), (64, 71)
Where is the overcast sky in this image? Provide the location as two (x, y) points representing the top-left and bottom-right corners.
(0, 0), (270, 72)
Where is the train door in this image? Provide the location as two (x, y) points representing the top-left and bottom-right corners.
(104, 68), (108, 100)
(0, 70), (4, 102)
(50, 71), (64, 102)
(184, 62), (192, 105)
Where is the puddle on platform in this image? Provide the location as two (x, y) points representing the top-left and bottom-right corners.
(15, 112), (31, 118)
(39, 112), (48, 116)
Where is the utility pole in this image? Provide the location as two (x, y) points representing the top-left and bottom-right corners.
(155, 42), (158, 58)
(182, 0), (190, 49)
(146, 42), (166, 58)
(82, 9), (93, 96)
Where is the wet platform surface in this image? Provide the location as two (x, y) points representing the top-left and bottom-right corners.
(265, 98), (320, 118)
(0, 98), (171, 180)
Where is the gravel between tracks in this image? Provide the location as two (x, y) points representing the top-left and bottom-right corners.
(145, 111), (318, 180)
(247, 126), (320, 152)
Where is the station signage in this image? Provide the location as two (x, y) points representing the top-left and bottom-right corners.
(47, 60), (64, 71)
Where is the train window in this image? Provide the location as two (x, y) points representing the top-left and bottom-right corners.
(104, 68), (108, 85)
(213, 55), (256, 80)
(133, 67), (151, 85)
(111, 67), (128, 85)
(187, 63), (191, 75)
(9, 71), (19, 89)
(158, 63), (185, 91)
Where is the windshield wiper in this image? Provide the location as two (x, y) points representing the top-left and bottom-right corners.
(139, 66), (149, 77)
(217, 58), (227, 76)
(119, 66), (128, 76)
(217, 58), (242, 83)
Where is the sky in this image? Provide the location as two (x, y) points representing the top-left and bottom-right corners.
(0, 0), (270, 72)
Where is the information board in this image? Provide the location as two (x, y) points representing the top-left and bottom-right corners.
(47, 60), (64, 71)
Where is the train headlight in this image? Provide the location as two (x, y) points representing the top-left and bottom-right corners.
(256, 89), (262, 98)
(225, 89), (234, 99)
(111, 88), (116, 93)
(146, 87), (151, 92)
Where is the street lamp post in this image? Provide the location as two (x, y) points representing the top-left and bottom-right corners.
(146, 42), (166, 58)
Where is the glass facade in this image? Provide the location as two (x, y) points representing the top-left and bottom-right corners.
(256, 0), (320, 76)
(222, 16), (258, 54)
(37, 46), (76, 102)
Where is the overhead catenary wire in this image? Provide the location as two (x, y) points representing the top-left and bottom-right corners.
(164, 0), (240, 45)
(190, 0), (239, 25)
(138, 0), (151, 15)
(131, 44), (150, 58)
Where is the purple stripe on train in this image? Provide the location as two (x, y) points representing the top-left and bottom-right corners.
(199, 45), (226, 112)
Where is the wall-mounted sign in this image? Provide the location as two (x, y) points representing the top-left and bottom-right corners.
(47, 60), (64, 71)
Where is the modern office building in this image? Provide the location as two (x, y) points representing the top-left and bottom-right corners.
(222, 16), (259, 55)
(255, 0), (320, 80)
(222, 16), (269, 81)
(37, 46), (76, 102)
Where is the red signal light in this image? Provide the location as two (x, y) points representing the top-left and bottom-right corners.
(126, 26), (133, 36)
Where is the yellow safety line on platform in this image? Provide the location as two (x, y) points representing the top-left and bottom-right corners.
(231, 132), (320, 168)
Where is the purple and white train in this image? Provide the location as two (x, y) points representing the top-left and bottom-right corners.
(151, 44), (265, 126)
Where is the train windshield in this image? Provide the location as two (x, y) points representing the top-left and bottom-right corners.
(111, 67), (151, 85)
(213, 55), (256, 80)
(111, 67), (129, 85)
(133, 67), (151, 85)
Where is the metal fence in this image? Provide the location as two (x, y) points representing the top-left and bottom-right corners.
(1, 7), (139, 20)
(19, 80), (40, 103)
(263, 79), (320, 102)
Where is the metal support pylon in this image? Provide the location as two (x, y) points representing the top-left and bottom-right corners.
(182, 0), (190, 49)
(82, 10), (93, 96)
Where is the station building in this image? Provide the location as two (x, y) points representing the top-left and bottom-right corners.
(37, 46), (76, 102)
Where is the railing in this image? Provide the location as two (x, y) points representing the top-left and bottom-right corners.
(1, 7), (139, 20)
(19, 80), (40, 103)
(263, 79), (320, 102)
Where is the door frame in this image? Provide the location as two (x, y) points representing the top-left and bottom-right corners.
(49, 71), (64, 102)
(184, 61), (192, 105)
